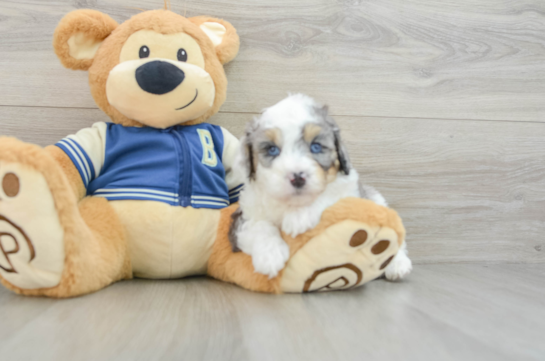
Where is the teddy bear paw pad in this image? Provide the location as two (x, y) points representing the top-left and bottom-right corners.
(0, 162), (65, 289)
(280, 219), (400, 293)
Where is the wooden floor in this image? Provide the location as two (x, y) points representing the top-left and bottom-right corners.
(1, 264), (544, 361)
(0, 0), (544, 359)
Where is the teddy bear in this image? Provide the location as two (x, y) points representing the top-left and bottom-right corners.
(0, 8), (406, 297)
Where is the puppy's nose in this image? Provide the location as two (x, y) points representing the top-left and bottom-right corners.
(290, 173), (306, 189)
(135, 61), (185, 95)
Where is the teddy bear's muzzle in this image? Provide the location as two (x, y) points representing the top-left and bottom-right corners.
(105, 58), (216, 129)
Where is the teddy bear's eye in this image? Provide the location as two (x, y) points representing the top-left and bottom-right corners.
(139, 45), (150, 59)
(177, 48), (187, 62)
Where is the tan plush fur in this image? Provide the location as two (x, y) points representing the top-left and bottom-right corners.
(51, 9), (238, 127)
(1, 9), (240, 297)
(207, 198), (406, 293)
(208, 205), (282, 293)
(45, 145), (86, 200)
(282, 198), (406, 256)
(0, 9), (240, 297)
(1, 8), (407, 297)
(53, 9), (119, 71)
(189, 16), (240, 64)
(0, 138), (131, 298)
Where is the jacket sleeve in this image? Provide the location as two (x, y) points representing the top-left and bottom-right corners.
(54, 122), (107, 189)
(220, 127), (245, 203)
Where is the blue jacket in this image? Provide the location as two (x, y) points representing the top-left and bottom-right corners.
(56, 122), (244, 209)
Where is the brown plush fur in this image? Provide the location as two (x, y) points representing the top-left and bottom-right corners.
(45, 145), (87, 200)
(52, 9), (239, 127)
(53, 9), (119, 71)
(282, 197), (406, 256)
(207, 198), (406, 294)
(189, 16), (240, 64)
(1, 9), (241, 297)
(0, 138), (131, 298)
(208, 205), (282, 293)
(1, 9), (407, 297)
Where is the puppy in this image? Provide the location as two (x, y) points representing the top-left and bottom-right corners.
(230, 94), (412, 279)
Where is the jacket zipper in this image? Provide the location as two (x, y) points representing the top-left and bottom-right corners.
(172, 128), (192, 207)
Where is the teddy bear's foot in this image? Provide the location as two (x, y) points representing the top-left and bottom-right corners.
(208, 198), (406, 294)
(0, 138), (131, 297)
(281, 219), (401, 293)
(0, 160), (65, 290)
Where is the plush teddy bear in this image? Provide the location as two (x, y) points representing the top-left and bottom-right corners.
(0, 8), (406, 297)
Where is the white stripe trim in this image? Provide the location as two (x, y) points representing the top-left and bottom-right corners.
(191, 200), (228, 207)
(191, 195), (229, 204)
(228, 184), (244, 194)
(94, 188), (179, 197)
(58, 140), (89, 185)
(229, 190), (242, 198)
(95, 193), (177, 202)
(64, 139), (92, 182)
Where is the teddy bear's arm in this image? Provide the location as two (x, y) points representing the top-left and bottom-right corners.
(47, 122), (108, 201)
(44, 145), (87, 200)
(220, 127), (245, 203)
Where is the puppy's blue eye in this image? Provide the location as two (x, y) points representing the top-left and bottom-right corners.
(310, 143), (322, 153)
(267, 146), (280, 157)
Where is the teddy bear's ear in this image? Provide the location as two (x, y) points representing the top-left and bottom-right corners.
(53, 10), (118, 71)
(190, 16), (240, 64)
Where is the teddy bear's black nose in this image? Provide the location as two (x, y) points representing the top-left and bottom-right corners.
(135, 61), (185, 95)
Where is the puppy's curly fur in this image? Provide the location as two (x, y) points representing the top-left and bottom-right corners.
(230, 94), (412, 279)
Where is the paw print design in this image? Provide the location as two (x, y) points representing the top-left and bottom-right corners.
(281, 219), (401, 293)
(0, 172), (37, 273)
(0, 161), (65, 289)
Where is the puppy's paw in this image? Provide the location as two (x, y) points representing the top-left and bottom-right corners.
(251, 240), (290, 279)
(281, 211), (320, 238)
(384, 251), (412, 281)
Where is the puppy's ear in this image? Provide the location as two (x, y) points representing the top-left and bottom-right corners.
(318, 106), (351, 175)
(246, 140), (256, 181)
(235, 118), (258, 181)
(53, 10), (118, 70)
(190, 16), (240, 64)
(228, 208), (244, 252)
(333, 129), (351, 175)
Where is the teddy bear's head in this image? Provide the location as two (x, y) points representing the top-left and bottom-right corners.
(53, 9), (239, 128)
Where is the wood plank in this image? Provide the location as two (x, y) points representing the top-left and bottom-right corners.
(1, 106), (544, 264)
(0, 106), (109, 145)
(0, 264), (543, 360)
(0, 0), (545, 121)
